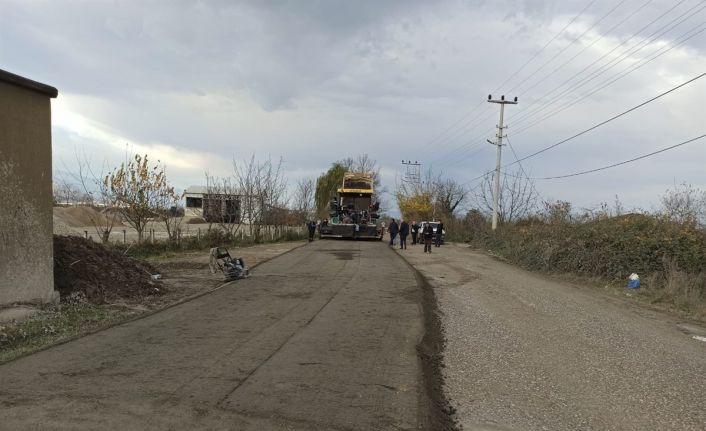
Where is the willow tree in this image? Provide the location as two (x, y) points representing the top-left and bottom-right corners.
(314, 163), (346, 218)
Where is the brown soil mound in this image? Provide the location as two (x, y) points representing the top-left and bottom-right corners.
(53, 206), (122, 228)
(53, 235), (162, 304)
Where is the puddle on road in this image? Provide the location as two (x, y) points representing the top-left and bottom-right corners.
(317, 249), (360, 260)
(330, 251), (356, 260)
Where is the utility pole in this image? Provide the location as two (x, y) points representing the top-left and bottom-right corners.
(487, 94), (517, 231)
(401, 160), (421, 189)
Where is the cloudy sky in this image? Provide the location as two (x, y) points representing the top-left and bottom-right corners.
(2, 0), (704, 215)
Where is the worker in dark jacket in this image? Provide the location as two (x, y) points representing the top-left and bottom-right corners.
(388, 218), (399, 246)
(399, 219), (409, 250)
(422, 222), (434, 253)
(411, 221), (419, 245)
(307, 220), (316, 242)
(435, 220), (444, 247)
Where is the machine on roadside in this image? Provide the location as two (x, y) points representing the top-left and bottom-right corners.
(208, 247), (249, 281)
(319, 172), (384, 240)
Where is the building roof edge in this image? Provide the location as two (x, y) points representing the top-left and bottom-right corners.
(0, 68), (58, 98)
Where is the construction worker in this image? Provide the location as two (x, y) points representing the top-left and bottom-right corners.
(423, 222), (434, 253)
(411, 221), (419, 245)
(399, 219), (409, 250)
(435, 220), (445, 247)
(388, 218), (399, 246)
(308, 220), (316, 242)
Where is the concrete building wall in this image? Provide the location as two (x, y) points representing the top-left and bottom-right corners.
(0, 77), (58, 305)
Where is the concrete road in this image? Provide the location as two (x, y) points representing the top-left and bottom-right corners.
(399, 243), (706, 431)
(0, 241), (446, 430)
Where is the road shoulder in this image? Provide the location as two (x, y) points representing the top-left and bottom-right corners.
(0, 241), (305, 364)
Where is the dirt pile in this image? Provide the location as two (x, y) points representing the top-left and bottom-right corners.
(53, 235), (162, 304)
(53, 206), (123, 228)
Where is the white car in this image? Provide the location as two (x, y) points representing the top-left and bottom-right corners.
(419, 221), (445, 244)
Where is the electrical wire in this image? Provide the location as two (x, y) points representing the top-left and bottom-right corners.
(505, 135), (541, 198)
(512, 23), (706, 135)
(509, 0), (695, 126)
(414, 0), (599, 156)
(460, 71), (706, 185)
(510, 0), (703, 128)
(433, 0), (699, 171)
(529, 134), (706, 179)
(516, 0), (654, 98)
(495, 0), (599, 93)
(506, 0), (629, 94)
(509, 72), (706, 166)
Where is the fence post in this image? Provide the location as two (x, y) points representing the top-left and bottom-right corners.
(123, 230), (126, 244)
(198, 228), (201, 241)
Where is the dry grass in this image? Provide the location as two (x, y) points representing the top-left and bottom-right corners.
(453, 213), (706, 320)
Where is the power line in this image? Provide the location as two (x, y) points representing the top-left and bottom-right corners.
(461, 71), (706, 185)
(505, 135), (541, 198)
(415, 0), (598, 155)
(529, 134), (706, 179)
(425, 105), (496, 160)
(516, 0), (654, 98)
(512, 23), (706, 136)
(508, 0), (696, 126)
(509, 0), (703, 128)
(509, 71), (706, 166)
(496, 0), (599, 93)
(434, 0), (701, 172)
(506, 0), (629, 94)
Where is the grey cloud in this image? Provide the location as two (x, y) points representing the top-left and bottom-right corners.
(2, 0), (704, 213)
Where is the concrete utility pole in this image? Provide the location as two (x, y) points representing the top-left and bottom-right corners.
(487, 94), (517, 231)
(401, 160), (421, 189)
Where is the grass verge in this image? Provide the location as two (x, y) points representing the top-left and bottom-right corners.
(0, 303), (132, 363)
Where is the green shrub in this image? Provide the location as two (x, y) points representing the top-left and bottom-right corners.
(110, 227), (306, 258)
(458, 212), (705, 317)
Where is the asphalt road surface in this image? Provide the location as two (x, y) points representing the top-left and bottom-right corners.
(399, 243), (706, 431)
(0, 240), (446, 430)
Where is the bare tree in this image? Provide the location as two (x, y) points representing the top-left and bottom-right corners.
(204, 173), (242, 236)
(472, 169), (539, 224)
(256, 156), (289, 238)
(541, 200), (573, 224)
(233, 155), (289, 241)
(73, 152), (122, 243)
(660, 182), (706, 225)
(53, 173), (80, 206)
(154, 178), (184, 241)
(434, 177), (467, 218)
(293, 178), (315, 223)
(233, 154), (261, 237)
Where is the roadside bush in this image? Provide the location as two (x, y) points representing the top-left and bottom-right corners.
(459, 211), (705, 317)
(112, 227), (307, 258)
